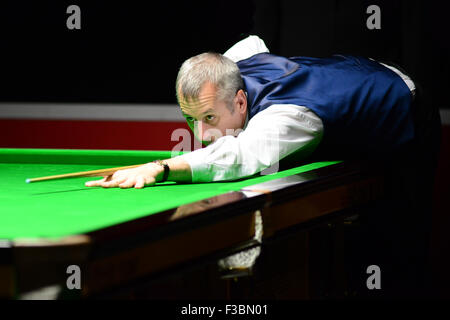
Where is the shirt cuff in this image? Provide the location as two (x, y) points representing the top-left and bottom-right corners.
(178, 149), (212, 183)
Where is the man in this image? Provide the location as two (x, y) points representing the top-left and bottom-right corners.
(85, 35), (442, 298)
(85, 35), (417, 189)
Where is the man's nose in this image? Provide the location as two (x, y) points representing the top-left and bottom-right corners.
(194, 122), (217, 144)
(200, 123), (214, 142)
(194, 121), (209, 140)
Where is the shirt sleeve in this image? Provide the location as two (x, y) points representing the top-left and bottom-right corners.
(178, 104), (324, 182)
(223, 35), (270, 63)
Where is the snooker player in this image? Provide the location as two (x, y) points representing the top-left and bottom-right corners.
(85, 35), (420, 189)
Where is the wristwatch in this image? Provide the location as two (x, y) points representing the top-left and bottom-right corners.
(153, 160), (170, 182)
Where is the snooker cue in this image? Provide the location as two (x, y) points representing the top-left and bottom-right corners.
(25, 164), (145, 183)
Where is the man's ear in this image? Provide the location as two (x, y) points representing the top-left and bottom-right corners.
(236, 89), (247, 115)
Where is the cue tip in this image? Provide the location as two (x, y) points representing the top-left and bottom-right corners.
(25, 178), (31, 183)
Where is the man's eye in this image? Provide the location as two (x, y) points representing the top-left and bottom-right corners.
(186, 117), (194, 122)
(205, 115), (215, 121)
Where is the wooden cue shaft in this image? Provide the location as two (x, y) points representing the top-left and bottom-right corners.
(26, 164), (145, 183)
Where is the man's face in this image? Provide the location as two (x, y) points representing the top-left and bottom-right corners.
(178, 82), (247, 146)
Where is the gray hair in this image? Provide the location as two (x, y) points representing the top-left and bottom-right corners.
(176, 52), (244, 108)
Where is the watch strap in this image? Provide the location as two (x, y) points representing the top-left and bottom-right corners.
(153, 160), (170, 182)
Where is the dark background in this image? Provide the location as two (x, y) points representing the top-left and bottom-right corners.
(0, 0), (449, 108)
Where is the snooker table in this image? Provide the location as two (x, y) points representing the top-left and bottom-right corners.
(0, 148), (384, 299)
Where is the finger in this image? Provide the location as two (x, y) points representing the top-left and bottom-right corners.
(119, 178), (137, 189)
(134, 176), (145, 189)
(85, 177), (107, 187)
(101, 176), (127, 188)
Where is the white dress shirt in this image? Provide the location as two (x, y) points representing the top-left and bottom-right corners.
(180, 35), (415, 182)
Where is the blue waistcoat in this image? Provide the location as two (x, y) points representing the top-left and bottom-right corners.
(236, 53), (415, 158)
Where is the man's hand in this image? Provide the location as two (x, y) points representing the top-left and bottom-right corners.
(85, 163), (164, 189)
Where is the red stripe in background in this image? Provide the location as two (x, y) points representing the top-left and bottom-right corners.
(0, 119), (194, 151)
